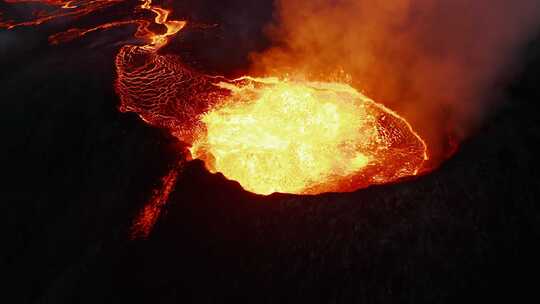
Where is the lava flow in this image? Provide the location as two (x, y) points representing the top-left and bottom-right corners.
(0, 0), (122, 29)
(2, 0), (430, 196)
(2, 0), (432, 234)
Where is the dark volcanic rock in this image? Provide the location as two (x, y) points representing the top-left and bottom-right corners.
(3, 13), (540, 304)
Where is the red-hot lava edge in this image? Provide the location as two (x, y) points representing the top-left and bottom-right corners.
(2, 0), (440, 239)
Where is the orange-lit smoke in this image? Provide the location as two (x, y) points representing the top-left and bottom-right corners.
(250, 0), (540, 166)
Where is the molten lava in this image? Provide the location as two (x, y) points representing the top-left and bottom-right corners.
(190, 77), (428, 195)
(2, 0), (435, 234)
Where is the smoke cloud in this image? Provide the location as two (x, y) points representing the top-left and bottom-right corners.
(250, 0), (540, 163)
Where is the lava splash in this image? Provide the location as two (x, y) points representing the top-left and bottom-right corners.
(190, 77), (428, 195)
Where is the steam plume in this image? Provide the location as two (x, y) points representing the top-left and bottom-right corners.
(250, 0), (540, 163)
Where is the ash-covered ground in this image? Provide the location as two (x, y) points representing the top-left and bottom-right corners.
(3, 3), (540, 303)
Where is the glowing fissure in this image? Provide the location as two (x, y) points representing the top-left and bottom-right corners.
(130, 164), (179, 239)
(0, 0), (123, 29)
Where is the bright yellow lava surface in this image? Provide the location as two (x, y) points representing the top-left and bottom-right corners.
(190, 77), (427, 195)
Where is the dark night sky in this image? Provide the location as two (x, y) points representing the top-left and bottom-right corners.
(3, 1), (540, 303)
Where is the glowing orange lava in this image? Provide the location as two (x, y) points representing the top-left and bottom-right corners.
(190, 77), (428, 195)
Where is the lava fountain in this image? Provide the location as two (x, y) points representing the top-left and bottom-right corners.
(190, 77), (428, 195)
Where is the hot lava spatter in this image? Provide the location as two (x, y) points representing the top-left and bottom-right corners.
(2, 0), (430, 234)
(190, 77), (427, 195)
